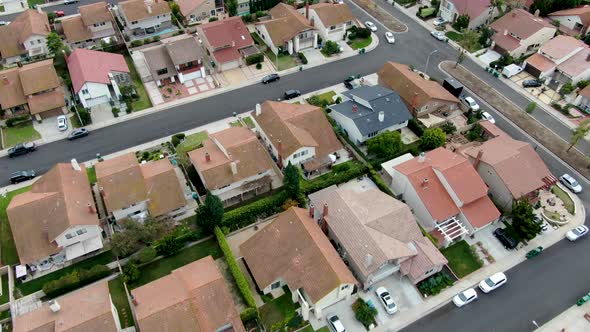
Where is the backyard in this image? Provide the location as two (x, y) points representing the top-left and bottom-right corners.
(123, 54), (152, 112)
(108, 277), (135, 328)
(440, 240), (483, 278)
(552, 185), (575, 214)
(259, 288), (300, 330)
(2, 124), (41, 148)
(0, 186), (31, 266)
(176, 131), (209, 166)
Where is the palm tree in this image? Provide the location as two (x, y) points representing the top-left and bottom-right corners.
(568, 119), (590, 152)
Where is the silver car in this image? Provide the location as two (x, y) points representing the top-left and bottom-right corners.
(430, 30), (448, 42)
(560, 174), (582, 193)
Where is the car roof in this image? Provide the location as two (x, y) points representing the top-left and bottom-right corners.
(562, 174), (574, 181)
(490, 272), (506, 282)
(463, 288), (477, 297)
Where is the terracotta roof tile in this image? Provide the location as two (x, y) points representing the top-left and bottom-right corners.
(96, 152), (148, 212)
(526, 52), (556, 72)
(539, 35), (586, 60)
(0, 10), (50, 59)
(67, 48), (129, 93)
(176, 0), (206, 17)
(461, 196), (501, 229)
(309, 3), (355, 27)
(579, 84), (590, 99)
(400, 238), (448, 283)
(549, 5), (590, 26)
(198, 16), (253, 64)
(0, 68), (27, 109)
(141, 159), (186, 216)
(79, 2), (113, 26)
(119, 0), (170, 22)
(447, 0), (491, 20)
(27, 89), (66, 115)
(557, 47), (590, 77)
(257, 3), (313, 46)
(62, 16), (93, 43)
(18, 59), (60, 95)
(491, 9), (554, 41)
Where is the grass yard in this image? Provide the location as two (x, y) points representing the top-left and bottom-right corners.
(124, 55), (152, 112)
(2, 124), (41, 148)
(243, 116), (255, 129)
(0, 310), (9, 320)
(264, 49), (297, 71)
(70, 114), (83, 129)
(1, 275), (8, 304)
(440, 240), (483, 278)
(86, 166), (97, 184)
(307, 91), (336, 106)
(27, 0), (46, 8)
(349, 36), (372, 50)
(176, 131), (209, 166)
(543, 208), (562, 221)
(17, 251), (115, 296)
(108, 277), (135, 328)
(299, 326), (330, 332)
(250, 32), (265, 46)
(229, 120), (243, 127)
(259, 289), (300, 329)
(552, 185), (575, 214)
(445, 31), (482, 53)
(129, 238), (222, 289)
(0, 186), (31, 266)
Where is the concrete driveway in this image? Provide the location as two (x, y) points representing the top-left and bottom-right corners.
(33, 115), (70, 140)
(362, 275), (424, 325)
(90, 103), (115, 124)
(466, 224), (513, 264)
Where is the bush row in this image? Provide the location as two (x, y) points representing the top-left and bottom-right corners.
(6, 115), (31, 128)
(42, 265), (111, 298)
(245, 53), (264, 66)
(240, 307), (259, 323)
(408, 118), (425, 136)
(367, 168), (395, 197)
(301, 161), (369, 194)
(222, 191), (289, 231)
(298, 52), (308, 64)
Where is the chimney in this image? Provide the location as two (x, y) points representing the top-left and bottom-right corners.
(230, 161), (238, 175)
(87, 202), (96, 214)
(147, 3), (152, 14)
(421, 178), (429, 189)
(255, 103), (261, 116)
(503, 29), (508, 36)
(49, 300), (61, 313)
(534, 9), (540, 17)
(309, 205), (315, 218)
(352, 104), (358, 113)
(418, 152), (425, 163)
(2, 76), (8, 86)
(364, 254), (373, 268)
(205, 152), (211, 162)
(473, 150), (484, 169)
(378, 111), (384, 122)
(306, 0), (309, 19)
(322, 203), (328, 217)
(71, 158), (81, 171)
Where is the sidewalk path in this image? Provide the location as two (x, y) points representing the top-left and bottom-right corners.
(537, 302), (590, 332)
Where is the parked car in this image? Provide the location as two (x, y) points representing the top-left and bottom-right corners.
(566, 225), (589, 241)
(433, 17), (447, 26)
(560, 174), (582, 193)
(375, 287), (398, 314)
(262, 73), (280, 84)
(284, 89), (301, 100)
(365, 21), (377, 31)
(501, 64), (523, 78)
(460, 95), (480, 111)
(0, 21), (10, 26)
(327, 315), (346, 332)
(479, 272), (507, 293)
(522, 79), (543, 88)
(385, 31), (395, 44)
(54, 10), (65, 17)
(481, 111), (495, 124)
(64, 0), (79, 4)
(430, 30), (448, 42)
(8, 142), (36, 158)
(57, 115), (68, 131)
(344, 76), (360, 89)
(452, 288), (478, 307)
(493, 228), (518, 249)
(67, 128), (90, 140)
(10, 170), (35, 184)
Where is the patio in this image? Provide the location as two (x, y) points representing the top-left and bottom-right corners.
(510, 72), (562, 105)
(158, 77), (217, 102)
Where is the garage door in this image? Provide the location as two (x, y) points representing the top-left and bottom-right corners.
(85, 95), (111, 108)
(524, 63), (542, 78)
(38, 108), (64, 119)
(220, 60), (239, 71)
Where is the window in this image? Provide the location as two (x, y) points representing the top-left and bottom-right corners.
(330, 25), (336, 30)
(65, 232), (77, 239)
(211, 9), (216, 16)
(131, 20), (138, 24)
(81, 89), (89, 95)
(341, 285), (349, 290)
(37, 39), (42, 43)
(93, 22), (106, 27)
(346, 20), (352, 26)
(271, 281), (281, 290)
(156, 68), (168, 75)
(76, 229), (87, 235)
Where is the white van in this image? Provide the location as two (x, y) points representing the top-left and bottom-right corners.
(502, 64), (523, 78)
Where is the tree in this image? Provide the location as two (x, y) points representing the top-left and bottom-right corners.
(46, 32), (63, 55)
(568, 119), (590, 152)
(529, 0), (554, 17)
(156, 235), (183, 256)
(511, 199), (541, 241)
(526, 102), (537, 114)
(441, 122), (457, 134)
(452, 14), (470, 31)
(321, 41), (340, 56)
(478, 27), (494, 47)
(122, 261), (141, 283)
(226, 0), (238, 16)
(420, 128), (446, 150)
(366, 131), (404, 159)
(455, 49), (467, 68)
(111, 231), (140, 257)
(352, 299), (378, 329)
(196, 192), (224, 232)
(283, 162), (301, 197)
(138, 246), (157, 264)
(489, 0), (505, 17)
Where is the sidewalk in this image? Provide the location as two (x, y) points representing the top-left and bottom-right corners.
(536, 302), (590, 332)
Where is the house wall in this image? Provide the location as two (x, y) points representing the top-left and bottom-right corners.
(109, 297), (122, 331)
(548, 15), (585, 33)
(89, 20), (115, 35)
(206, 169), (275, 202)
(78, 82), (112, 108)
(307, 9), (349, 42)
(237, 0), (250, 16)
(185, 1), (217, 24)
(23, 34), (49, 57)
(112, 200), (149, 221)
(509, 27), (557, 57)
(328, 111), (364, 145)
(409, 263), (443, 284)
(438, 0), (457, 23)
(255, 24), (279, 55)
(472, 161), (513, 210)
(389, 168), (437, 231)
(416, 99), (458, 116)
(469, 8), (496, 29)
(2, 0), (27, 12)
(261, 277), (287, 294)
(124, 12), (171, 32)
(575, 94), (590, 112)
(54, 225), (103, 249)
(284, 146), (316, 167)
(313, 283), (354, 319)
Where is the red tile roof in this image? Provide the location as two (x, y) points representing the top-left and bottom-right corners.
(448, 0), (491, 20)
(67, 48), (129, 93)
(549, 5), (590, 26)
(491, 9), (555, 50)
(198, 16), (253, 64)
(526, 52), (556, 73)
(461, 196), (501, 229)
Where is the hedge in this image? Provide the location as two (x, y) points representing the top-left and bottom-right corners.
(6, 115), (31, 128)
(42, 265), (112, 298)
(222, 191), (289, 231)
(245, 53), (264, 66)
(368, 168), (395, 197)
(240, 307), (259, 323)
(214, 227), (258, 309)
(408, 118), (425, 137)
(298, 52), (308, 64)
(301, 161), (369, 194)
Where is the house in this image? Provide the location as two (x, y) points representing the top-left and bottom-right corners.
(438, 0), (497, 30)
(118, 0), (172, 37)
(175, 0), (224, 24)
(237, 0), (249, 16)
(0, 59), (67, 120)
(255, 3), (317, 55)
(2, 0), (27, 14)
(96, 153), (187, 221)
(131, 256), (245, 332)
(67, 48), (131, 108)
(188, 126), (281, 206)
(490, 9), (556, 57)
(575, 84), (590, 112)
(240, 207), (357, 320)
(12, 282), (122, 332)
(304, 2), (355, 42)
(548, 5), (590, 36)
(197, 16), (257, 71)
(309, 185), (448, 288)
(383, 148), (501, 247)
(141, 34), (204, 85)
(251, 101), (345, 174)
(524, 35), (590, 86)
(0, 9), (51, 65)
(61, 2), (118, 49)
(6, 161), (104, 272)
(328, 85), (412, 145)
(378, 61), (459, 116)
(458, 121), (557, 210)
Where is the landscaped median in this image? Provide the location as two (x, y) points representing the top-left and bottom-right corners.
(352, 0), (408, 33)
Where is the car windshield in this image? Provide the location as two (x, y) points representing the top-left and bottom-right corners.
(485, 278), (495, 287)
(571, 179), (579, 186)
(458, 293), (468, 301)
(574, 227), (585, 235)
(387, 302), (396, 309)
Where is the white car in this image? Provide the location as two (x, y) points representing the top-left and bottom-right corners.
(479, 272), (507, 293)
(385, 31), (395, 44)
(481, 111), (495, 124)
(433, 17), (447, 26)
(0, 21), (10, 26)
(560, 174), (582, 193)
(430, 30), (448, 42)
(365, 21), (377, 32)
(375, 287), (398, 314)
(566, 225), (589, 241)
(460, 96), (480, 111)
(453, 288), (478, 307)
(57, 115), (68, 131)
(327, 314), (346, 332)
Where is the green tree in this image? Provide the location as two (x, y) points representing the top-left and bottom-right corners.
(283, 162), (301, 198)
(568, 119), (590, 152)
(559, 82), (575, 96)
(478, 27), (494, 47)
(420, 128), (446, 150)
(196, 192), (225, 232)
(366, 131), (404, 159)
(156, 235), (183, 256)
(352, 299), (378, 329)
(526, 102), (537, 114)
(441, 122), (457, 134)
(530, 0), (554, 16)
(46, 32), (64, 55)
(122, 261), (141, 283)
(111, 230), (140, 257)
(511, 199), (541, 241)
(227, 0), (238, 16)
(138, 247), (157, 264)
(452, 14), (470, 31)
(321, 40), (341, 56)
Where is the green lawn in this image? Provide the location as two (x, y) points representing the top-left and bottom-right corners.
(264, 49), (297, 71)
(299, 326), (330, 332)
(0, 5), (5, 12)
(108, 277), (135, 328)
(27, 0), (45, 8)
(1, 275), (8, 304)
(259, 289), (300, 329)
(86, 166), (97, 184)
(440, 240), (483, 278)
(243, 116), (255, 129)
(0, 310), (9, 320)
(17, 251), (115, 296)
(0, 186), (31, 266)
(552, 185), (575, 214)
(124, 55), (152, 112)
(229, 120), (243, 127)
(70, 114), (83, 129)
(2, 124), (41, 148)
(349, 36), (372, 50)
(445, 31), (482, 53)
(128, 238), (222, 289)
(176, 131), (209, 166)
(250, 32), (265, 46)
(307, 91), (336, 106)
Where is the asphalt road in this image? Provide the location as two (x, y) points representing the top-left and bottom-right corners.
(1, 0), (115, 21)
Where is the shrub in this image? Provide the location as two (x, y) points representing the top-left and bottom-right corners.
(321, 41), (341, 56)
(78, 108), (91, 125)
(130, 40), (143, 47)
(138, 247), (157, 263)
(368, 168), (395, 197)
(153, 36), (160, 42)
(466, 122), (484, 141)
(301, 161), (368, 194)
(155, 235), (183, 256)
(240, 307), (259, 323)
(122, 261), (141, 283)
(352, 299), (377, 329)
(525, 102), (536, 114)
(256, 63), (262, 70)
(420, 127), (446, 150)
(417, 272), (453, 296)
(441, 122), (456, 134)
(5, 115), (31, 127)
(112, 107), (120, 117)
(209, 17), (219, 22)
(245, 53), (264, 65)
(298, 52), (308, 64)
(560, 82), (575, 96)
(171, 133), (185, 147)
(242, 14), (253, 23)
(43, 265), (111, 298)
(255, 11), (266, 18)
(577, 80), (589, 90)
(452, 14), (469, 31)
(408, 118), (425, 136)
(355, 27), (371, 39)
(222, 191), (289, 231)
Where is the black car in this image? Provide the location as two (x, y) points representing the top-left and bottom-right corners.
(67, 128), (90, 140)
(493, 228), (518, 249)
(262, 73), (280, 84)
(8, 142), (36, 158)
(10, 170), (35, 184)
(522, 79), (543, 88)
(284, 89), (301, 100)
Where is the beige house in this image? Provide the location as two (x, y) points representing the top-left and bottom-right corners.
(61, 2), (118, 49)
(118, 0), (173, 37)
(0, 9), (51, 65)
(131, 256), (245, 332)
(548, 6), (590, 36)
(189, 126), (281, 207)
(491, 8), (556, 57)
(175, 0), (220, 24)
(241, 207), (357, 320)
(304, 3), (355, 42)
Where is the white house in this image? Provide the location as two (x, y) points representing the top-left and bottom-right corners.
(438, 0), (497, 30)
(328, 85), (412, 145)
(576, 84), (590, 112)
(303, 3), (355, 42)
(548, 6), (590, 36)
(0, 9), (51, 65)
(118, 0), (173, 37)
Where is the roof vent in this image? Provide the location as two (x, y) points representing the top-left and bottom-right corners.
(49, 300), (61, 313)
(378, 111), (384, 122)
(418, 152), (425, 163)
(364, 254), (373, 268)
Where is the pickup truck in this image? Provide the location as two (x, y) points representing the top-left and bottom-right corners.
(8, 142), (36, 158)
